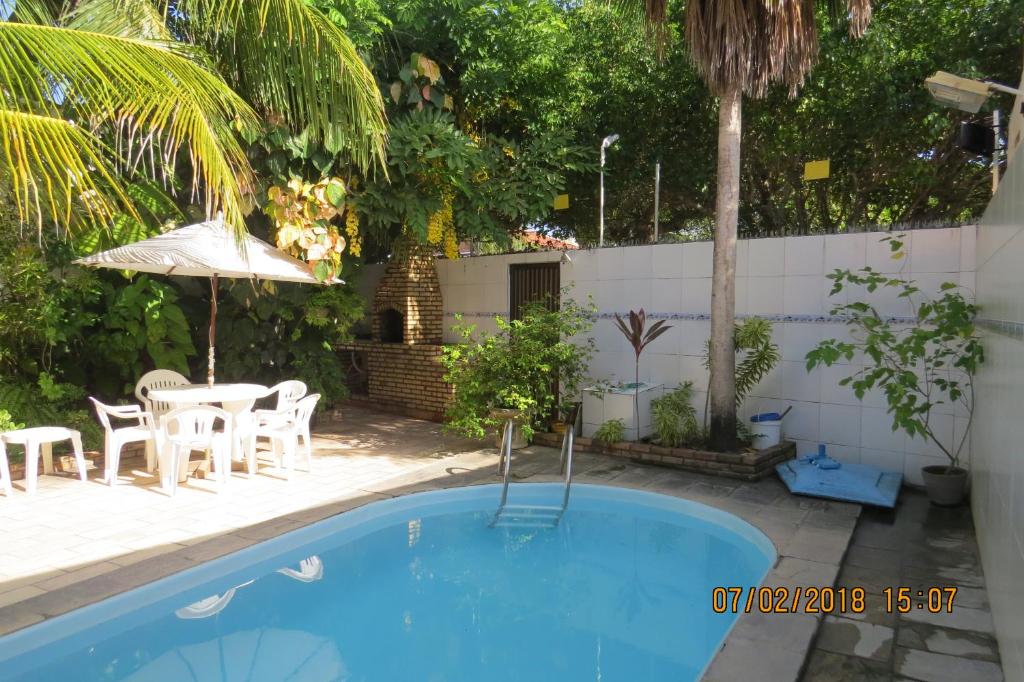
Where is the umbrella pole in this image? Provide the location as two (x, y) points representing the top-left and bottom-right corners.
(208, 274), (218, 387)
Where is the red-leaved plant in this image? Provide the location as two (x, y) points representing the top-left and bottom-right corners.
(613, 309), (672, 441)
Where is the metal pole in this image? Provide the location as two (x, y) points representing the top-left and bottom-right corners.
(599, 147), (606, 247)
(992, 108), (1001, 195)
(208, 273), (218, 387)
(653, 161), (661, 242)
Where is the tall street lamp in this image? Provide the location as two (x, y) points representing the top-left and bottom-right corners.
(599, 133), (620, 247)
(925, 71), (1021, 193)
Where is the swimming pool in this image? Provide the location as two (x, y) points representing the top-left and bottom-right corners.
(0, 484), (775, 681)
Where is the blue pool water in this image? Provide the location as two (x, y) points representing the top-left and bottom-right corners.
(0, 484), (774, 681)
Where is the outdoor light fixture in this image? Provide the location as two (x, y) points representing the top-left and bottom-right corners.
(560, 250), (573, 265)
(925, 71), (1022, 193)
(599, 133), (620, 248)
(926, 72), (994, 113)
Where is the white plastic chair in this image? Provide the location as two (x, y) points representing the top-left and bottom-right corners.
(157, 406), (233, 496)
(254, 380), (307, 427)
(247, 381), (308, 474)
(135, 369), (190, 421)
(252, 394), (320, 480)
(90, 398), (157, 485)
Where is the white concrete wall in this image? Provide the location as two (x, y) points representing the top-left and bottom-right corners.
(423, 227), (976, 486)
(973, 152), (1024, 682)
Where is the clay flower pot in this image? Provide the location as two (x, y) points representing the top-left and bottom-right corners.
(921, 465), (968, 506)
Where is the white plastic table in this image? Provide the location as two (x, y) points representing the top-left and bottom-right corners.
(0, 427), (87, 495)
(148, 383), (271, 464)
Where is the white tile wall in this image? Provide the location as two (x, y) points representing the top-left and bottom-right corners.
(973, 155), (1024, 682)
(682, 241), (714, 277)
(432, 227), (976, 479)
(748, 238), (785, 276)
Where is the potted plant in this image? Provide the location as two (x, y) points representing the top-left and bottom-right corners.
(442, 294), (595, 449)
(806, 235), (983, 506)
(550, 403), (576, 436)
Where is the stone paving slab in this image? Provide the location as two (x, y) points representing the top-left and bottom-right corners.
(0, 407), (865, 680)
(799, 490), (1003, 681)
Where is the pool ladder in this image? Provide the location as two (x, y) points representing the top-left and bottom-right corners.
(491, 403), (581, 529)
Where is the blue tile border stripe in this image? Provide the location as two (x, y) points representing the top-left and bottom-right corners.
(444, 311), (919, 325)
(976, 318), (1024, 340)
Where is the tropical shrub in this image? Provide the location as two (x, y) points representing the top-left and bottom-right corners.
(593, 419), (626, 445)
(0, 410), (23, 433)
(210, 279), (366, 408)
(702, 317), (781, 428)
(651, 382), (700, 447)
(442, 296), (595, 440)
(806, 235), (983, 470)
(0, 222), (366, 438)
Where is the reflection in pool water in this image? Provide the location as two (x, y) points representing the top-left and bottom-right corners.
(0, 485), (774, 681)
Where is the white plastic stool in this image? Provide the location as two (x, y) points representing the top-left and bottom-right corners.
(0, 427), (87, 494)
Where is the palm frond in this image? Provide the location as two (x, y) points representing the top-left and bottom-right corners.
(684, 0), (872, 98)
(846, 0), (872, 38)
(0, 21), (259, 231)
(0, 109), (133, 229)
(176, 0), (387, 173)
(63, 0), (171, 41)
(4, 0), (63, 24)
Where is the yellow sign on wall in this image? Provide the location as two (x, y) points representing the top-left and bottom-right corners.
(553, 194), (569, 210)
(803, 160), (830, 181)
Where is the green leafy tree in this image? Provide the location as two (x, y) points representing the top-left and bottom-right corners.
(806, 236), (984, 471)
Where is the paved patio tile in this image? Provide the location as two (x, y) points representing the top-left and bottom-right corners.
(815, 615), (894, 661)
(781, 525), (851, 564)
(704, 634), (806, 682)
(836, 563), (900, 595)
(902, 562), (986, 588)
(0, 585), (45, 609)
(800, 490), (1002, 682)
(843, 544), (903, 572)
(730, 610), (820, 651)
(801, 649), (891, 681)
(900, 602), (995, 634)
(33, 561), (121, 592)
(763, 557), (840, 589)
(897, 620), (1001, 662)
(894, 646), (1004, 681)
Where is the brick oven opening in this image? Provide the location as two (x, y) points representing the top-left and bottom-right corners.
(379, 308), (404, 343)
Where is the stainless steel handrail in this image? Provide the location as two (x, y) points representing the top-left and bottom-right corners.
(494, 418), (515, 517)
(492, 402), (580, 528)
(558, 404), (581, 514)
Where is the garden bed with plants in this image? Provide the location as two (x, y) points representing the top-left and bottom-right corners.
(533, 430), (795, 481)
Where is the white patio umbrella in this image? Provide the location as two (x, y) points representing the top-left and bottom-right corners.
(75, 217), (337, 386)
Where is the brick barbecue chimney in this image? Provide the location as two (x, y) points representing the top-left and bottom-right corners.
(371, 239), (442, 345)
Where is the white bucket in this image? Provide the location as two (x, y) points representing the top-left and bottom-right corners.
(750, 415), (782, 450)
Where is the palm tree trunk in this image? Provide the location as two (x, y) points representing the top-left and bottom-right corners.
(708, 85), (741, 451)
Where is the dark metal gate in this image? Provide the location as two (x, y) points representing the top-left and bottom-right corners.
(509, 262), (560, 321)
